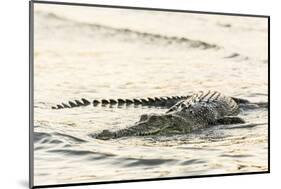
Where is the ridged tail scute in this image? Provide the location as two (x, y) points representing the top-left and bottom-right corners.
(147, 97), (155, 104)
(62, 103), (70, 108)
(74, 100), (84, 106)
(154, 97), (161, 101)
(125, 99), (134, 104)
(117, 99), (125, 104)
(109, 99), (117, 104)
(69, 101), (78, 108)
(93, 100), (100, 106)
(57, 105), (63, 109)
(133, 99), (142, 105)
(231, 97), (250, 104)
(140, 98), (149, 104)
(81, 98), (91, 105)
(52, 98), (92, 109)
(101, 99), (109, 105)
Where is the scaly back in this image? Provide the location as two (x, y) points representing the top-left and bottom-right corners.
(167, 91), (239, 120)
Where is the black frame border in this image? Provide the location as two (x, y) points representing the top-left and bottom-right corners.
(29, 1), (34, 188)
(29, 0), (270, 188)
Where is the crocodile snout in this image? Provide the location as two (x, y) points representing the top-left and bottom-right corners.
(95, 129), (115, 140)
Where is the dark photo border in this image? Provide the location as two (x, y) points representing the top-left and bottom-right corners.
(29, 0), (270, 188)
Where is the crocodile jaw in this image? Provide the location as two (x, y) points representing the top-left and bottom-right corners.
(95, 130), (116, 140)
(95, 112), (202, 140)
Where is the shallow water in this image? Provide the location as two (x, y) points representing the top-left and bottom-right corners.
(33, 4), (268, 186)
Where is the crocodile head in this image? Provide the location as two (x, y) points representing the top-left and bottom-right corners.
(95, 113), (195, 140)
(135, 113), (194, 136)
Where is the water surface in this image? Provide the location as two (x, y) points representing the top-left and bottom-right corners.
(33, 4), (268, 186)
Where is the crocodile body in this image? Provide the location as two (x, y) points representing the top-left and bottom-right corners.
(51, 90), (267, 140)
(94, 91), (246, 140)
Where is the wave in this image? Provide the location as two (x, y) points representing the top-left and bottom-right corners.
(36, 11), (219, 50)
(34, 131), (87, 146)
(53, 132), (87, 143)
(122, 157), (176, 167)
(34, 132), (52, 143)
(224, 53), (249, 61)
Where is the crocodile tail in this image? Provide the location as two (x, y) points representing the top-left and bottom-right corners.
(51, 95), (190, 109)
(99, 96), (189, 107)
(51, 98), (91, 109)
(231, 97), (250, 104)
(231, 97), (268, 109)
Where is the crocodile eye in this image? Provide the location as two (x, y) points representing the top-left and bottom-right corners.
(140, 114), (148, 122)
(149, 115), (158, 121)
(189, 110), (193, 114)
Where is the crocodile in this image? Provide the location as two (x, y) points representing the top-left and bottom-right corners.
(93, 91), (249, 140)
(51, 90), (267, 140)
